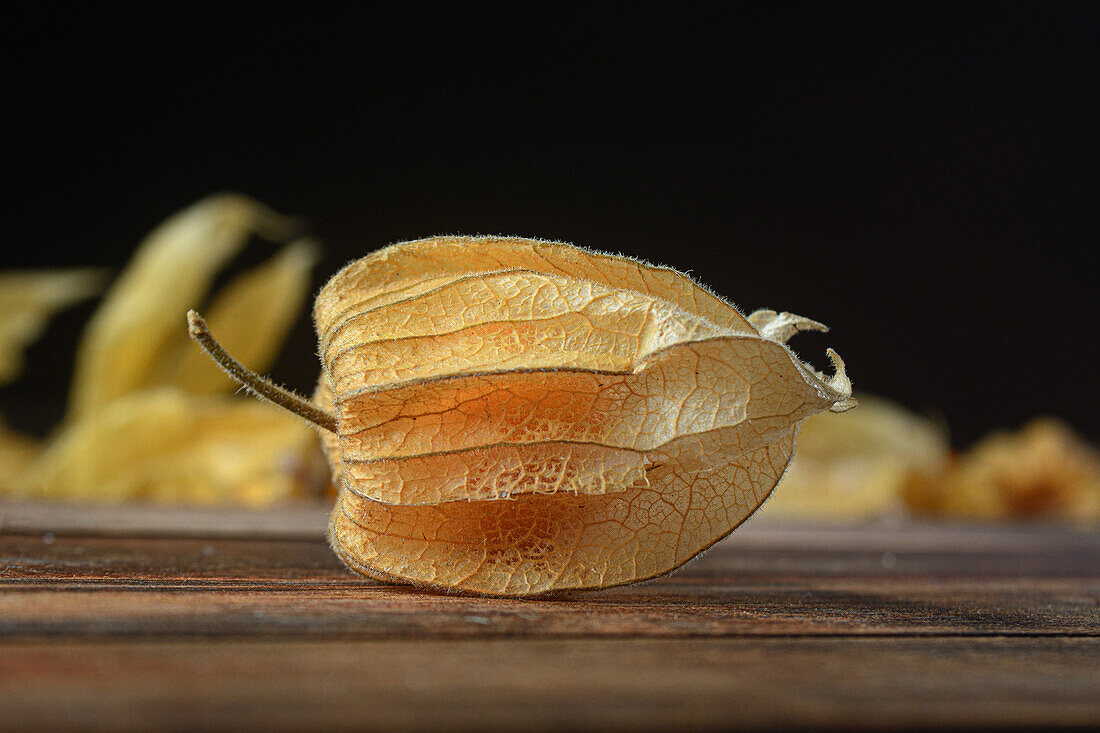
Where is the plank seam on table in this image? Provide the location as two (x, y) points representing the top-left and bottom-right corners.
(0, 528), (327, 542)
(1, 631), (1098, 642)
(4, 501), (1099, 547)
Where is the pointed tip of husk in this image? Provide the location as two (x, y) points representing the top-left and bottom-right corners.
(749, 309), (829, 344)
(824, 348), (857, 412)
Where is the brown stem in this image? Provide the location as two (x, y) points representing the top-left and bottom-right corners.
(187, 309), (337, 433)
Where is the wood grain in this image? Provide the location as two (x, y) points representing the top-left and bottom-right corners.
(1, 500), (1097, 730)
(3, 638), (1097, 731)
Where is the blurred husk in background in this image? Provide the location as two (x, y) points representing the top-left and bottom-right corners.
(0, 195), (1096, 524)
(756, 392), (948, 521)
(0, 194), (329, 506)
(759, 399), (1100, 526)
(903, 417), (1100, 525)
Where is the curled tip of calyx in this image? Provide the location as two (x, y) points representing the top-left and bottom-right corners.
(749, 309), (829, 344)
(824, 348), (857, 412)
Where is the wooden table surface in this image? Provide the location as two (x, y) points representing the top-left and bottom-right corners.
(1, 500), (1097, 731)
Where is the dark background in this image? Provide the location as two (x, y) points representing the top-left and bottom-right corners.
(3, 5), (1096, 446)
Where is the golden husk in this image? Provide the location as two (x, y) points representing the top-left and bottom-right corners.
(315, 236), (854, 595)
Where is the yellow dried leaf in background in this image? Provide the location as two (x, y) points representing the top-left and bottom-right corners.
(16, 389), (328, 506)
(300, 236), (856, 596)
(170, 239), (319, 394)
(0, 269), (104, 385)
(0, 269), (100, 493)
(757, 393), (949, 521)
(68, 194), (300, 418)
(0, 195), (325, 508)
(0, 417), (41, 489)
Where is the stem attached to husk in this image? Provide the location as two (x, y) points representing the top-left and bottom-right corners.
(187, 309), (337, 433)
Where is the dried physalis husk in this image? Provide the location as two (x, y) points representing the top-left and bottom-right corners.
(16, 388), (328, 505)
(0, 269), (105, 385)
(10, 194), (326, 506)
(0, 415), (41, 489)
(0, 269), (104, 491)
(756, 393), (949, 521)
(68, 194), (302, 418)
(190, 236), (855, 596)
(169, 238), (319, 394)
(905, 417), (1100, 525)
